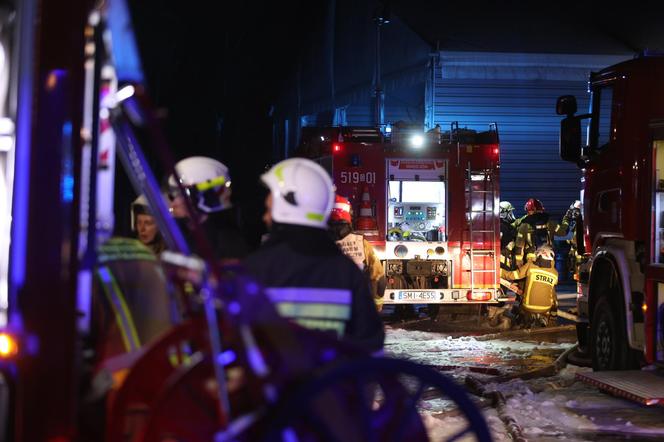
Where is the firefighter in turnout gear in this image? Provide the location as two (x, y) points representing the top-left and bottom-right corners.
(499, 201), (517, 270)
(565, 200), (584, 279)
(88, 238), (175, 390)
(501, 245), (559, 325)
(329, 194), (387, 312)
(168, 156), (248, 263)
(131, 195), (167, 255)
(245, 158), (385, 353)
(514, 198), (570, 266)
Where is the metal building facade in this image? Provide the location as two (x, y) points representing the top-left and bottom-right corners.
(427, 51), (631, 217)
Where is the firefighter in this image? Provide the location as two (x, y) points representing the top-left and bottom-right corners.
(565, 200), (583, 278)
(513, 198), (570, 266)
(329, 194), (387, 312)
(244, 158), (385, 353)
(499, 201), (517, 270)
(131, 195), (167, 255)
(501, 245), (559, 326)
(80, 237), (176, 439)
(168, 156), (248, 264)
(90, 237), (174, 369)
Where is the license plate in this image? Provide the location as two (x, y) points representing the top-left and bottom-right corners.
(398, 291), (437, 301)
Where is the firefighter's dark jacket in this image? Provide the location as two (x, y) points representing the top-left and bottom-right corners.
(244, 223), (385, 353)
(179, 208), (249, 262)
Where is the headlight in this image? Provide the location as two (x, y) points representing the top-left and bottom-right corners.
(410, 134), (424, 149)
(394, 245), (408, 258)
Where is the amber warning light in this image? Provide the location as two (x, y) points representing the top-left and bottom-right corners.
(0, 332), (18, 358)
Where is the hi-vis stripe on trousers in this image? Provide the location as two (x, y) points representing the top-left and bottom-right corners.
(97, 266), (141, 352)
(264, 287), (352, 337)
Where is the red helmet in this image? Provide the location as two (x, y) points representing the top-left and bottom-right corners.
(524, 198), (544, 213)
(330, 194), (352, 224)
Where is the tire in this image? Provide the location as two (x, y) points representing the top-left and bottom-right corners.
(575, 323), (589, 354)
(590, 297), (636, 371)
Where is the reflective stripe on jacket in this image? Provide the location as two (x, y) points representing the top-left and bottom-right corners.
(244, 224), (385, 353)
(265, 287), (352, 337)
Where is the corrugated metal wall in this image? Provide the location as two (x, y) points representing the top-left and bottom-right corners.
(432, 77), (591, 218)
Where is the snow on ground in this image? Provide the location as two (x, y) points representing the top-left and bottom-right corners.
(386, 327), (664, 441)
(385, 326), (571, 376)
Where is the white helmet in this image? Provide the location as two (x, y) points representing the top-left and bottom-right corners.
(535, 245), (555, 262)
(168, 156), (232, 213)
(499, 201), (515, 222)
(261, 158), (334, 229)
(130, 194), (151, 231)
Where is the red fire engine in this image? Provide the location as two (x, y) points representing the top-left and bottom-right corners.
(0, 1), (495, 440)
(557, 53), (664, 404)
(299, 124), (502, 311)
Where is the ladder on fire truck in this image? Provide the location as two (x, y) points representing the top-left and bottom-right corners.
(464, 165), (499, 297)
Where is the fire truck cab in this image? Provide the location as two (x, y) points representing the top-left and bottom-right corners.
(558, 53), (664, 404)
(299, 124), (502, 311)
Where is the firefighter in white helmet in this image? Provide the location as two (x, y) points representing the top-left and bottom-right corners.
(131, 194), (167, 255)
(245, 158), (384, 353)
(499, 201), (517, 270)
(167, 156), (248, 263)
(500, 244), (559, 326)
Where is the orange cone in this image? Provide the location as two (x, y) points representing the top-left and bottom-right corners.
(356, 186), (378, 231)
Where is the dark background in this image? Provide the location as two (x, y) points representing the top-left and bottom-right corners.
(121, 1), (328, 246)
(122, 1), (664, 246)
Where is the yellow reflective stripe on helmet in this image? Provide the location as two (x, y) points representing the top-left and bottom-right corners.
(306, 212), (325, 222)
(195, 176), (226, 192)
(274, 164), (285, 185)
(97, 266), (141, 352)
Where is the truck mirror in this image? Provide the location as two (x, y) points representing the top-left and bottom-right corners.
(556, 95), (577, 116)
(560, 116), (582, 163)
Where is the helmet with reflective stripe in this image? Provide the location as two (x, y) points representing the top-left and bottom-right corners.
(168, 156), (232, 213)
(330, 194), (352, 224)
(499, 201), (515, 222)
(261, 158), (335, 229)
(535, 244), (555, 261)
(524, 198), (545, 213)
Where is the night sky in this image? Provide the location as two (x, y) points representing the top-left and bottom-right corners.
(120, 1), (327, 245)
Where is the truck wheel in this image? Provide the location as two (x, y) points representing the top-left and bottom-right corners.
(590, 297), (630, 370)
(576, 323), (589, 354)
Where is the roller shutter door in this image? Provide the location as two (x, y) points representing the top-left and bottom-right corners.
(433, 78), (590, 218)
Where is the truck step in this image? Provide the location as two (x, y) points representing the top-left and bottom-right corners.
(576, 370), (664, 406)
